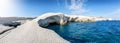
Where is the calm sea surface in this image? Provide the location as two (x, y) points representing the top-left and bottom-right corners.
(46, 20), (120, 43)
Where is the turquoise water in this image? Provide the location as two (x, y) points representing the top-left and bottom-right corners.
(46, 20), (120, 43)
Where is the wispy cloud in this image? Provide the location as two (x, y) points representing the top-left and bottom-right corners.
(111, 9), (120, 15)
(68, 0), (88, 15)
(56, 0), (60, 7)
(106, 8), (120, 20)
(65, 0), (68, 8)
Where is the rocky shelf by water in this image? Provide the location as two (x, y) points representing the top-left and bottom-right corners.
(0, 13), (113, 43)
(38, 13), (112, 27)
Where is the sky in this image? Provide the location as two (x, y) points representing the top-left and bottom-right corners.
(0, 0), (120, 19)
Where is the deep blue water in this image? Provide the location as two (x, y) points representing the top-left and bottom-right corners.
(46, 20), (120, 43)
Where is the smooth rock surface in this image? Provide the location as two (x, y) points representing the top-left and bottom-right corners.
(0, 13), (111, 43)
(0, 13), (70, 43)
(37, 13), (112, 27)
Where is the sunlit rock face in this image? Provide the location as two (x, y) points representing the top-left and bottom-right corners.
(37, 13), (69, 27)
(0, 13), (112, 43)
(38, 13), (111, 27)
(0, 13), (70, 43)
(0, 25), (13, 34)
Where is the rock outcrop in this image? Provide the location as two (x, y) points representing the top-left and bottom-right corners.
(0, 13), (70, 43)
(0, 13), (112, 43)
(37, 13), (69, 27)
(37, 13), (112, 27)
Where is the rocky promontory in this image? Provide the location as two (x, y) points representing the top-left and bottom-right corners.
(0, 13), (112, 43)
(37, 13), (112, 27)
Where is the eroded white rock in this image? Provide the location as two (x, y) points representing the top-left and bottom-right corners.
(0, 13), (70, 43)
(37, 13), (112, 27)
(0, 12), (112, 43)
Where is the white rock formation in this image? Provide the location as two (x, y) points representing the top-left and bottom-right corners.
(36, 13), (69, 26)
(0, 13), (70, 43)
(0, 25), (13, 34)
(0, 13), (111, 43)
(66, 15), (112, 22)
(37, 13), (111, 27)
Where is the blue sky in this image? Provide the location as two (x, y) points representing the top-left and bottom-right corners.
(0, 0), (120, 19)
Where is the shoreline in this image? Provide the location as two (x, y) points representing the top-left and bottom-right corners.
(0, 13), (112, 43)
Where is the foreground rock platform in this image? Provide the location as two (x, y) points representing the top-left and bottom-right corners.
(0, 13), (111, 43)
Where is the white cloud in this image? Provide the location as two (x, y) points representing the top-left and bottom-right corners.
(68, 0), (88, 15)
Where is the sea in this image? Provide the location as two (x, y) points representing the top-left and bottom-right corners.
(46, 20), (120, 43)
